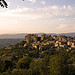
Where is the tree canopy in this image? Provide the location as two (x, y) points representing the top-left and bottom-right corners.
(0, 0), (24, 8)
(0, 0), (8, 8)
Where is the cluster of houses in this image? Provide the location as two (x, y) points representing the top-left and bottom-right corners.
(24, 34), (75, 51)
(54, 35), (75, 51)
(24, 34), (54, 50)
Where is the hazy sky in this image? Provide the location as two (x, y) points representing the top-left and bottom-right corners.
(0, 0), (75, 34)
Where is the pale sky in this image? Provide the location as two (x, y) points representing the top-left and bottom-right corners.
(0, 0), (75, 34)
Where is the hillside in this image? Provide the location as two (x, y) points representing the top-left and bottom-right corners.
(0, 39), (24, 48)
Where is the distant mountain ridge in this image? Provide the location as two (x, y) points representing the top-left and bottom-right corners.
(59, 33), (75, 37)
(0, 33), (27, 39)
(0, 33), (75, 39)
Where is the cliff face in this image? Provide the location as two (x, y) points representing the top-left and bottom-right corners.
(25, 34), (38, 43)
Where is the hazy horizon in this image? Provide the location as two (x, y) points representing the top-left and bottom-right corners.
(0, 32), (75, 35)
(0, 0), (75, 34)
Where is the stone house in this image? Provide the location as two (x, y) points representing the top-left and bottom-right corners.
(67, 41), (75, 48)
(41, 34), (51, 41)
(71, 42), (75, 48)
(67, 41), (72, 46)
(58, 35), (67, 42)
(55, 41), (66, 48)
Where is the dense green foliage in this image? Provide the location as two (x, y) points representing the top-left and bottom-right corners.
(16, 56), (32, 69)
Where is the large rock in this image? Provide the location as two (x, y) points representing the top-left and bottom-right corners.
(25, 34), (38, 43)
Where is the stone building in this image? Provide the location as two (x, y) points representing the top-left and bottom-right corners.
(58, 36), (62, 41)
(41, 34), (46, 41)
(71, 42), (75, 48)
(55, 41), (66, 48)
(41, 34), (51, 41)
(58, 35), (67, 42)
(67, 41), (75, 48)
(67, 41), (72, 46)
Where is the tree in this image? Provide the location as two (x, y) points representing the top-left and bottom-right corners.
(11, 69), (30, 75)
(4, 60), (14, 70)
(29, 59), (42, 75)
(30, 56), (50, 75)
(0, 59), (5, 73)
(68, 54), (75, 75)
(0, 0), (8, 8)
(16, 56), (32, 69)
(49, 54), (69, 75)
(0, 0), (24, 8)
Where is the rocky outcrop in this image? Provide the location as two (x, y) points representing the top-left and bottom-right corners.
(25, 34), (51, 43)
(25, 34), (38, 43)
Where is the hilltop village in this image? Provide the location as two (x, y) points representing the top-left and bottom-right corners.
(2, 34), (75, 58)
(24, 34), (75, 52)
